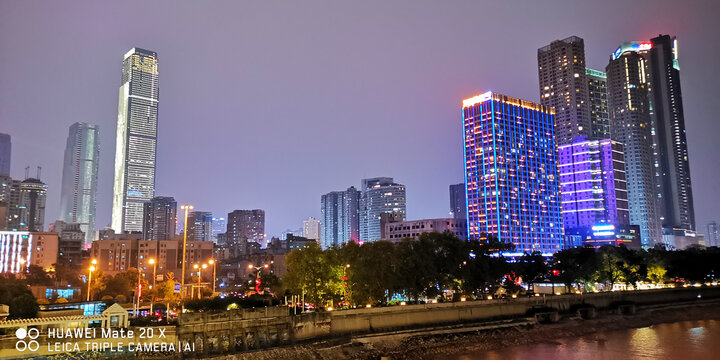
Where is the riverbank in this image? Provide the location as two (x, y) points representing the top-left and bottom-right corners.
(214, 300), (720, 360)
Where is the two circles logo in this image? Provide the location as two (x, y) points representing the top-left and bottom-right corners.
(15, 328), (40, 352)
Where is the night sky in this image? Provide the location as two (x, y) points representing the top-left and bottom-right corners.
(1, 0), (718, 237)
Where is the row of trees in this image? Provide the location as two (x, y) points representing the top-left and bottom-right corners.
(280, 232), (720, 308)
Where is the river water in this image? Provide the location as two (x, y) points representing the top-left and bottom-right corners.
(448, 320), (720, 360)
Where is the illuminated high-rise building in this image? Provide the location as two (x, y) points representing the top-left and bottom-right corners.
(558, 136), (631, 246)
(59, 122), (100, 245)
(645, 35), (695, 232)
(187, 211), (213, 242)
(226, 209), (265, 246)
(0, 133), (10, 176)
(462, 91), (562, 254)
(142, 196), (176, 240)
(15, 177), (47, 232)
(302, 216), (321, 241)
(708, 222), (719, 247)
(586, 68), (610, 139)
(359, 178), (406, 242)
(112, 48), (159, 233)
(606, 44), (662, 246)
(211, 216), (225, 243)
(321, 186), (360, 248)
(537, 36), (592, 145)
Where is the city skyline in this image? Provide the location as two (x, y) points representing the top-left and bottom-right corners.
(1, 1), (719, 238)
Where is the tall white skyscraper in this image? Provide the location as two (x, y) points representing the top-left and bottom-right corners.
(112, 48), (159, 233)
(302, 217), (321, 241)
(359, 177), (406, 242)
(59, 123), (99, 245)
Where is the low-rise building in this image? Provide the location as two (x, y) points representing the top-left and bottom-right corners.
(383, 218), (467, 243)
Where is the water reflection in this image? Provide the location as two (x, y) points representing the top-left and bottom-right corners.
(444, 320), (719, 360)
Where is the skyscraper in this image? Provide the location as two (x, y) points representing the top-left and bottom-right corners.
(211, 216), (225, 243)
(558, 136), (630, 240)
(59, 123), (100, 245)
(302, 217), (321, 241)
(226, 209), (265, 246)
(606, 44), (662, 246)
(707, 222), (719, 247)
(321, 186), (360, 248)
(645, 35), (695, 232)
(112, 48), (159, 233)
(538, 36), (592, 145)
(586, 68), (610, 139)
(462, 91), (563, 254)
(187, 211), (213, 242)
(0, 133), (10, 176)
(142, 196), (176, 240)
(359, 178), (406, 242)
(449, 183), (467, 220)
(18, 177), (47, 232)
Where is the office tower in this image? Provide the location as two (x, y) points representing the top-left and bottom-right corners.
(449, 183), (467, 220)
(59, 122), (100, 245)
(462, 91), (562, 254)
(211, 216), (226, 242)
(112, 48), (160, 233)
(142, 196), (177, 240)
(187, 211), (213, 242)
(226, 209), (265, 246)
(558, 136), (630, 235)
(537, 36), (592, 145)
(707, 222), (719, 247)
(17, 177), (47, 232)
(606, 45), (662, 246)
(586, 69), (610, 139)
(359, 178), (406, 242)
(302, 217), (321, 241)
(0, 133), (10, 176)
(321, 186), (360, 248)
(645, 35), (695, 232)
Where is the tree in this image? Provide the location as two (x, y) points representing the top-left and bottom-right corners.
(0, 277), (39, 319)
(551, 246), (598, 292)
(647, 264), (667, 284)
(514, 251), (548, 285)
(596, 246), (624, 288)
(25, 265), (53, 286)
(395, 237), (438, 301)
(283, 243), (342, 306)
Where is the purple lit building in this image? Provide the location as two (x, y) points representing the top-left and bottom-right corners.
(559, 136), (639, 248)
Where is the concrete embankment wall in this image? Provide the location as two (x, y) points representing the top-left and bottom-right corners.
(178, 287), (720, 354)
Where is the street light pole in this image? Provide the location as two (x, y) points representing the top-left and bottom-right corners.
(149, 258), (156, 315)
(180, 204), (193, 300)
(87, 259), (97, 302)
(208, 259), (216, 295)
(248, 263), (269, 294)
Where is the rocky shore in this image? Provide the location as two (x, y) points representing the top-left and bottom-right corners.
(215, 301), (720, 360)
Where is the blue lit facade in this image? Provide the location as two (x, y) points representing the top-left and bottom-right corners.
(462, 92), (563, 254)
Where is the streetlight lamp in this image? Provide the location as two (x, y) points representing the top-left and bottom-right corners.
(180, 204), (193, 299)
(149, 258), (156, 315)
(248, 263), (269, 294)
(87, 259), (97, 301)
(208, 259), (216, 295)
(342, 264), (351, 307)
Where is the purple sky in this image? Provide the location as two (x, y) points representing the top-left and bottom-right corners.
(1, 0), (719, 237)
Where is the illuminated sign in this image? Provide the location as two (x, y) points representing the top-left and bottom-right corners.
(462, 91), (492, 108)
(612, 42), (652, 60)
